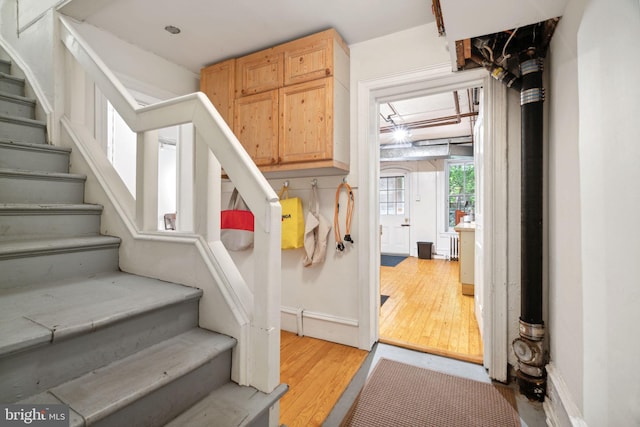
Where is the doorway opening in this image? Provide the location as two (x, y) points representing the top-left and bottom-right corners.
(375, 87), (484, 364)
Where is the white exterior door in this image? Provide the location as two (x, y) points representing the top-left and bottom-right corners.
(380, 173), (410, 255)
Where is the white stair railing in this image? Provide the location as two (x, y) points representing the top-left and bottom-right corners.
(58, 15), (281, 393)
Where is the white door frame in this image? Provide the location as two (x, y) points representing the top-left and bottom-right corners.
(356, 64), (509, 381)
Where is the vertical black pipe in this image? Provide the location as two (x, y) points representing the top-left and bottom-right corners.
(520, 50), (544, 325)
(514, 49), (547, 401)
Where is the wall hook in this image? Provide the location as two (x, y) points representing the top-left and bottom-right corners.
(311, 179), (317, 187)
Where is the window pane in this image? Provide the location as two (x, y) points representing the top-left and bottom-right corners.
(396, 190), (404, 203)
(388, 191), (396, 203)
(464, 164), (475, 193)
(449, 165), (464, 194)
(380, 178), (388, 190)
(380, 192), (387, 203)
(396, 176), (404, 189)
(396, 204), (405, 215)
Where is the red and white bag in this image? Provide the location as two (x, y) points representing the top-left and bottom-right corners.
(220, 188), (254, 251)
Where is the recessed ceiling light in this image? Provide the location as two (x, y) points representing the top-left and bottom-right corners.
(164, 25), (181, 35)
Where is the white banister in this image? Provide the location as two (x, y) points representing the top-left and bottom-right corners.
(58, 15), (281, 393)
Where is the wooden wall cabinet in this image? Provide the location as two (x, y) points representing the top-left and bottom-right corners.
(279, 76), (333, 164)
(234, 90), (279, 166)
(200, 58), (235, 127)
(235, 48), (283, 97)
(201, 28), (350, 177)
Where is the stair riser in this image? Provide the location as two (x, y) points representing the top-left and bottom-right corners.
(0, 77), (24, 96)
(90, 350), (232, 427)
(0, 144), (70, 173)
(0, 176), (84, 204)
(0, 212), (101, 240)
(0, 118), (46, 144)
(0, 97), (35, 119)
(0, 61), (10, 75)
(0, 246), (119, 289)
(1, 300), (200, 403)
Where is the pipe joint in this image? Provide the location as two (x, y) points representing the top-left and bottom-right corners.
(519, 319), (545, 340)
(521, 88), (545, 105)
(520, 58), (544, 76)
(513, 337), (545, 367)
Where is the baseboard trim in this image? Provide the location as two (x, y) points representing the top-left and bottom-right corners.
(280, 307), (359, 347)
(544, 363), (587, 427)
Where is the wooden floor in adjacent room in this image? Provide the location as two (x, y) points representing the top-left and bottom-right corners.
(279, 331), (368, 427)
(379, 256), (483, 364)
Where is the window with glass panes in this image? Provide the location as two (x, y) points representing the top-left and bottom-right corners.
(447, 161), (475, 229)
(380, 176), (405, 216)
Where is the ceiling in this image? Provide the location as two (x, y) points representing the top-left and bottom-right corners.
(379, 89), (480, 146)
(61, 0), (434, 73)
(60, 0), (566, 151)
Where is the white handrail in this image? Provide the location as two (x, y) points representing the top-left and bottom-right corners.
(58, 15), (281, 393)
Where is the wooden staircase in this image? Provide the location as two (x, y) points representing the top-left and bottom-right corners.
(0, 57), (286, 426)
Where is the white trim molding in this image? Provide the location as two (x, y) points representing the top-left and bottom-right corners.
(281, 307), (359, 347)
(356, 64), (511, 381)
(545, 363), (587, 427)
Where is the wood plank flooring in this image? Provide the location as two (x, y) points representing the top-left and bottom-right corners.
(379, 257), (483, 364)
(279, 331), (367, 427)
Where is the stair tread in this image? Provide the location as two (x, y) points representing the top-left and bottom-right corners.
(0, 167), (85, 180)
(0, 71), (24, 84)
(46, 328), (235, 425)
(0, 138), (70, 153)
(0, 112), (45, 126)
(0, 202), (103, 213)
(0, 235), (120, 257)
(0, 90), (36, 104)
(0, 271), (203, 357)
(166, 382), (288, 427)
(19, 392), (85, 427)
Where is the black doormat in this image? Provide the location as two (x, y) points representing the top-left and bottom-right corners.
(380, 255), (407, 267)
(380, 295), (390, 306)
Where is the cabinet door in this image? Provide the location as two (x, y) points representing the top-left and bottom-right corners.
(200, 59), (235, 127)
(283, 36), (331, 86)
(279, 77), (333, 164)
(235, 49), (283, 97)
(234, 90), (279, 166)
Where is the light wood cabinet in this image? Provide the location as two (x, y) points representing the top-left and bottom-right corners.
(282, 29), (348, 86)
(233, 90), (279, 166)
(279, 77), (333, 164)
(235, 48), (283, 97)
(201, 28), (350, 176)
(200, 58), (235, 127)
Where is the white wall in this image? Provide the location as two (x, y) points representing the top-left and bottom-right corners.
(546, 0), (640, 425)
(0, 0), (55, 111)
(224, 175), (361, 346)
(547, 0), (585, 415)
(576, 0), (640, 425)
(71, 20), (199, 98)
(16, 0), (62, 32)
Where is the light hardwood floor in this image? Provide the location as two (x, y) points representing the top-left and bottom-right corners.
(279, 331), (367, 427)
(379, 256), (483, 364)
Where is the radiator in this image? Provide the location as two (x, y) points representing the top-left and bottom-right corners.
(449, 235), (459, 261)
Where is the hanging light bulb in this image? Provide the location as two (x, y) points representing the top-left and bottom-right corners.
(392, 126), (411, 143)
